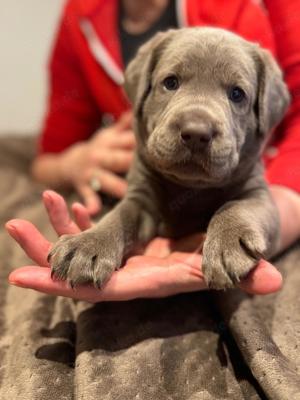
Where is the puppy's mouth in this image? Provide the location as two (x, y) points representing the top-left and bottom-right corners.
(145, 133), (237, 184)
(150, 151), (235, 185)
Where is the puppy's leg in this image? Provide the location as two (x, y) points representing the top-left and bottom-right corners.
(48, 197), (158, 288)
(202, 187), (280, 289)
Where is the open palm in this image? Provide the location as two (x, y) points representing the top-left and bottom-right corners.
(6, 191), (282, 302)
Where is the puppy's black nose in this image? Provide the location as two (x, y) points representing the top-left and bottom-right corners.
(180, 123), (214, 150)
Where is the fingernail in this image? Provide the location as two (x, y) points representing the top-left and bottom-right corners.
(9, 281), (23, 287)
(5, 223), (21, 242)
(9, 277), (25, 287)
(8, 270), (29, 287)
(43, 191), (53, 206)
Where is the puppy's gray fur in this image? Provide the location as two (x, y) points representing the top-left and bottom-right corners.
(49, 28), (290, 289)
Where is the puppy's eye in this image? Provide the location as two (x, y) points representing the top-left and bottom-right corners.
(163, 75), (179, 91)
(229, 86), (246, 103)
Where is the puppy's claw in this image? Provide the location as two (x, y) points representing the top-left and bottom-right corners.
(69, 280), (75, 290)
(50, 269), (56, 280)
(94, 280), (102, 290)
(239, 238), (265, 261)
(227, 271), (240, 285)
(47, 252), (52, 263)
(47, 230), (123, 287)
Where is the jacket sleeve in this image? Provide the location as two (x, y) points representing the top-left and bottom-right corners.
(39, 3), (102, 154)
(262, 0), (300, 193)
(233, 0), (276, 54)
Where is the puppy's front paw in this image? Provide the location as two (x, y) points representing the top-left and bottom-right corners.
(202, 227), (266, 290)
(48, 231), (123, 288)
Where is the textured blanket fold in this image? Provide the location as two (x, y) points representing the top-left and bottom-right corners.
(0, 137), (299, 400)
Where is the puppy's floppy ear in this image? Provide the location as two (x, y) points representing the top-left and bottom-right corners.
(124, 30), (176, 114)
(254, 46), (290, 136)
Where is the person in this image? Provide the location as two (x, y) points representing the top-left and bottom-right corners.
(6, 0), (300, 301)
(30, 0), (284, 215)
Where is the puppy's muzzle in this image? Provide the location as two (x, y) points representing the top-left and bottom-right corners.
(177, 111), (220, 152)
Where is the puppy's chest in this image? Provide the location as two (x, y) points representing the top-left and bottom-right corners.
(157, 185), (228, 238)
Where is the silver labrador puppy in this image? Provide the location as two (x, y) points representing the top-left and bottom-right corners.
(49, 28), (290, 289)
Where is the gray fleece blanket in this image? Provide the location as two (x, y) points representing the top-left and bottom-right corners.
(0, 136), (300, 400)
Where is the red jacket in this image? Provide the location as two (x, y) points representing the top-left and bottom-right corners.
(263, 0), (300, 192)
(40, 0), (300, 193)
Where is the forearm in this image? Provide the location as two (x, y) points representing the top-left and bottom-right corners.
(31, 154), (68, 188)
(269, 184), (300, 252)
(94, 197), (158, 250)
(211, 188), (280, 256)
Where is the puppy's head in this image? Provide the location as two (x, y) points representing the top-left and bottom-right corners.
(125, 28), (290, 187)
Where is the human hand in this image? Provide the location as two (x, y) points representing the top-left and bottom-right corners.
(5, 190), (282, 302)
(59, 111), (135, 214)
(270, 184), (300, 252)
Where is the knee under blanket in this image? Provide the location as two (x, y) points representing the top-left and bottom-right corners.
(0, 136), (299, 400)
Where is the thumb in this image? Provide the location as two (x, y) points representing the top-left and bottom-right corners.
(238, 259), (282, 295)
(76, 183), (102, 216)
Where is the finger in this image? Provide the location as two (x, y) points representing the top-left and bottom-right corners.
(71, 202), (94, 231)
(96, 170), (128, 198)
(8, 260), (205, 302)
(109, 131), (136, 150)
(168, 251), (203, 269)
(238, 259), (282, 295)
(117, 256), (206, 298)
(5, 220), (51, 267)
(110, 257), (278, 297)
(8, 258), (282, 303)
(144, 233), (206, 258)
(8, 267), (104, 302)
(43, 190), (81, 235)
(96, 150), (133, 173)
(166, 252), (282, 295)
(76, 184), (102, 216)
(144, 237), (173, 257)
(172, 233), (206, 253)
(116, 111), (133, 131)
(127, 253), (282, 296)
(92, 130), (135, 150)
